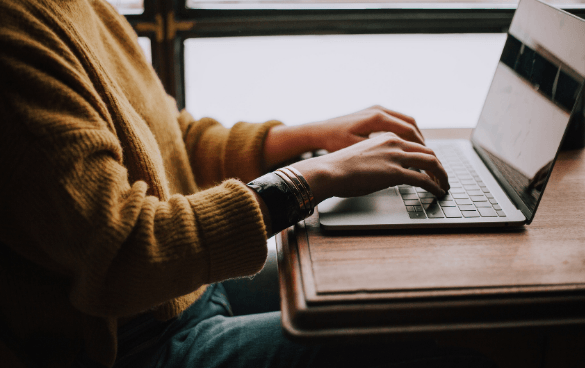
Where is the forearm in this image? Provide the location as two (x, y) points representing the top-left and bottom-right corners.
(263, 124), (321, 170)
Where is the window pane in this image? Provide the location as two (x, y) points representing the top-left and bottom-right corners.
(186, 0), (585, 10)
(184, 34), (506, 129)
(137, 37), (152, 64)
(106, 0), (144, 14)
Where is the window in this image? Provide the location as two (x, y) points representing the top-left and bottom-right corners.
(184, 33), (506, 129)
(106, 0), (144, 14)
(186, 0), (585, 10)
(113, 0), (584, 119)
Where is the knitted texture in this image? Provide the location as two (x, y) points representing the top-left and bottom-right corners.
(0, 0), (276, 366)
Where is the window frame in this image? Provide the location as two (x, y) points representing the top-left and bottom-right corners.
(120, 0), (585, 109)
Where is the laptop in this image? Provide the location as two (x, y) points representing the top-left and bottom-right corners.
(318, 0), (585, 230)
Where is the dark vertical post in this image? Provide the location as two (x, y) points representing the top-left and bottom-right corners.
(561, 90), (585, 150)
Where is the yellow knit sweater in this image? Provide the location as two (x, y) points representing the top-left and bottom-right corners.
(0, 0), (281, 367)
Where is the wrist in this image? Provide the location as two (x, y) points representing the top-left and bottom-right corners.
(247, 168), (316, 236)
(263, 124), (322, 170)
(301, 122), (325, 153)
(290, 157), (334, 205)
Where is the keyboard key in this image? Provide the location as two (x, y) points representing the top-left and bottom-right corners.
(449, 188), (466, 193)
(399, 187), (416, 194)
(458, 204), (476, 211)
(462, 210), (481, 217)
(477, 181), (487, 187)
(416, 187), (428, 193)
(442, 207), (462, 218)
(489, 198), (498, 204)
(474, 202), (492, 208)
(497, 210), (507, 217)
(401, 194), (419, 200)
(413, 205), (424, 212)
(439, 200), (456, 207)
(493, 204), (502, 210)
(425, 203), (445, 218)
(464, 185), (480, 191)
(452, 193), (469, 199)
(450, 183), (463, 188)
(482, 187), (491, 193)
(409, 211), (427, 219)
(420, 198), (436, 204)
(478, 207), (498, 217)
(461, 179), (476, 185)
(485, 193), (494, 199)
(455, 198), (473, 205)
(418, 192), (436, 198)
(470, 195), (487, 202)
(467, 190), (483, 196)
(406, 206), (417, 212)
(403, 200), (421, 206)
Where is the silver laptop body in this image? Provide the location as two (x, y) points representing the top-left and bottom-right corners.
(319, 0), (585, 230)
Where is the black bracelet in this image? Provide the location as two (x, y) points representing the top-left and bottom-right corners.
(247, 172), (306, 235)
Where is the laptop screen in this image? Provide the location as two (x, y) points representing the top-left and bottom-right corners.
(471, 0), (585, 223)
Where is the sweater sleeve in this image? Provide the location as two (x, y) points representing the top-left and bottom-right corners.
(179, 110), (283, 189)
(0, 4), (267, 319)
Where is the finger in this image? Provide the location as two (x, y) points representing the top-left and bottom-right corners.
(375, 112), (425, 145)
(368, 131), (396, 139)
(400, 152), (450, 192)
(393, 140), (447, 187)
(398, 139), (436, 156)
(374, 106), (424, 142)
(398, 168), (446, 197)
(393, 140), (447, 185)
(396, 140), (446, 170)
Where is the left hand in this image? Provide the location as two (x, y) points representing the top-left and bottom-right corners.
(307, 105), (425, 153)
(263, 105), (425, 171)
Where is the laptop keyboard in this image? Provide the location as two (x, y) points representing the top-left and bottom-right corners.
(399, 145), (507, 219)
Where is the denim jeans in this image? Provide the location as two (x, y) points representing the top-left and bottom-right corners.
(74, 249), (498, 368)
(74, 282), (492, 368)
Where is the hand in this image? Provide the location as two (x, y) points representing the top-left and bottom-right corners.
(307, 105), (425, 153)
(291, 132), (449, 204)
(263, 105), (425, 170)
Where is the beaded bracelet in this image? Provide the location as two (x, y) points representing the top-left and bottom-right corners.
(246, 166), (315, 235)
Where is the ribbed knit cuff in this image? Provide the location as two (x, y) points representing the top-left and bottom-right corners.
(225, 120), (283, 181)
(188, 179), (268, 283)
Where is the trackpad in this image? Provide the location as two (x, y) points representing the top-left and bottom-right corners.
(318, 187), (405, 224)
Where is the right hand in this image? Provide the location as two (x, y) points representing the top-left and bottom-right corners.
(291, 132), (449, 204)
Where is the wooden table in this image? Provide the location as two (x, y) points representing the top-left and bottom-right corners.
(276, 128), (585, 365)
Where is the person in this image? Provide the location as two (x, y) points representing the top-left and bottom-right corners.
(0, 1), (497, 367)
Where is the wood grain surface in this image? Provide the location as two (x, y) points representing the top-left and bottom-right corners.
(277, 128), (585, 344)
(300, 128), (585, 300)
